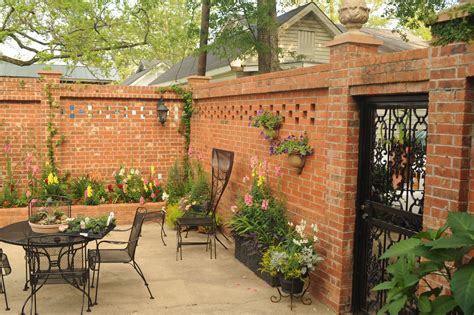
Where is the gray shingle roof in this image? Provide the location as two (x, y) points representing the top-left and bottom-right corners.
(0, 63), (118, 83)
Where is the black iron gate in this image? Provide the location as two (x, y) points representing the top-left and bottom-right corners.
(352, 95), (428, 314)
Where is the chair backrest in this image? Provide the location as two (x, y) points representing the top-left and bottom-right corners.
(127, 207), (148, 259)
(25, 234), (88, 285)
(28, 195), (72, 218)
(0, 249), (11, 276)
(207, 148), (234, 217)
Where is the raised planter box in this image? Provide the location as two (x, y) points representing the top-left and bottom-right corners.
(234, 235), (279, 287)
(0, 201), (166, 228)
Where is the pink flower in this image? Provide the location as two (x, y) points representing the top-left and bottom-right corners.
(250, 156), (259, 169)
(3, 143), (11, 153)
(154, 179), (159, 187)
(188, 146), (193, 157)
(274, 166), (281, 177)
(244, 194), (253, 206)
(151, 192), (156, 199)
(25, 190), (32, 198)
(112, 170), (117, 177)
(243, 175), (250, 183)
(261, 199), (269, 210)
(31, 165), (39, 177)
(84, 189), (88, 199)
(143, 178), (148, 185)
(139, 196), (145, 205)
(258, 161), (268, 177)
(30, 199), (37, 205)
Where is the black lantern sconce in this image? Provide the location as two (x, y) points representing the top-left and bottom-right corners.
(156, 97), (169, 126)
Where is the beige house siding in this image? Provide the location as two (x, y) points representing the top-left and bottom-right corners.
(279, 12), (333, 63)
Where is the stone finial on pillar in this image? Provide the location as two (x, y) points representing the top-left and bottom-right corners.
(326, 0), (382, 60)
(339, 0), (370, 33)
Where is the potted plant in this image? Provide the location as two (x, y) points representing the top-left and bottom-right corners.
(271, 134), (313, 174)
(252, 110), (283, 141)
(260, 220), (323, 294)
(29, 209), (70, 233)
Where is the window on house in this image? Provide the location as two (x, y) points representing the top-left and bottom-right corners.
(298, 30), (314, 55)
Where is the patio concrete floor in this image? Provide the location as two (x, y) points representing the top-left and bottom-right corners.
(1, 223), (335, 314)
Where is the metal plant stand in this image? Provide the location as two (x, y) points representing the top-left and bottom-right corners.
(270, 278), (312, 310)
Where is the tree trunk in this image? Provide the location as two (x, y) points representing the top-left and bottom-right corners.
(257, 0), (280, 73)
(197, 0), (211, 76)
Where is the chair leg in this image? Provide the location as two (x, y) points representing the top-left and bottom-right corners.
(176, 223), (183, 261)
(91, 267), (95, 288)
(131, 261), (154, 299)
(1, 274), (9, 311)
(93, 263), (101, 305)
(23, 254), (29, 291)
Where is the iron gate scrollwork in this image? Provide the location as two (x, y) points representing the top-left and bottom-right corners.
(352, 95), (428, 314)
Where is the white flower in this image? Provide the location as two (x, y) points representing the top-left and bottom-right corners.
(85, 217), (90, 224)
(162, 192), (169, 201)
(311, 223), (318, 233)
(135, 169), (140, 175)
(130, 168), (135, 175)
(288, 221), (294, 227)
(119, 168), (125, 176)
(192, 201), (196, 205)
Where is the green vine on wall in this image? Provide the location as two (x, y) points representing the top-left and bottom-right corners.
(431, 4), (474, 46)
(158, 86), (193, 153)
(44, 83), (64, 172)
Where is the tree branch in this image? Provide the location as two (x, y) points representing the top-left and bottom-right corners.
(1, 6), (15, 31)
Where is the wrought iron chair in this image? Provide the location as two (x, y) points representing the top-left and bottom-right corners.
(176, 148), (234, 260)
(88, 207), (154, 305)
(0, 249), (11, 311)
(24, 195), (73, 291)
(22, 234), (90, 315)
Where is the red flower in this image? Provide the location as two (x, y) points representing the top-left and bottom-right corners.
(107, 184), (114, 192)
(44, 178), (49, 184)
(117, 183), (123, 190)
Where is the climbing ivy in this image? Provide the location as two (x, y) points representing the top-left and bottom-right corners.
(158, 86), (193, 153)
(431, 4), (474, 46)
(44, 83), (64, 172)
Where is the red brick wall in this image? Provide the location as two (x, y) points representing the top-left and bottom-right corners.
(190, 42), (474, 313)
(0, 72), (184, 188)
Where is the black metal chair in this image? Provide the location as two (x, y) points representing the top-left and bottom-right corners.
(143, 208), (167, 246)
(24, 195), (72, 291)
(176, 148), (234, 260)
(88, 207), (154, 305)
(22, 234), (90, 315)
(0, 249), (11, 311)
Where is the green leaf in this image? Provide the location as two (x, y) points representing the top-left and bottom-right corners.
(451, 261), (474, 315)
(416, 261), (443, 276)
(430, 295), (457, 315)
(417, 294), (431, 313)
(388, 296), (407, 315)
(416, 229), (438, 241)
(448, 212), (474, 236)
(429, 234), (474, 249)
(380, 238), (421, 259)
(372, 280), (395, 291)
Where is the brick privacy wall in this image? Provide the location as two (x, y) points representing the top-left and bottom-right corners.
(0, 72), (184, 189)
(189, 42), (474, 313)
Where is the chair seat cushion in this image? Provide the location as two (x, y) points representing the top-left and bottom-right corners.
(89, 248), (132, 265)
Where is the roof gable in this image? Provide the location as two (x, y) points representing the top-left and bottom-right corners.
(279, 2), (341, 36)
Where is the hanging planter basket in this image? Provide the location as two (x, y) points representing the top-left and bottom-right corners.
(287, 153), (306, 174)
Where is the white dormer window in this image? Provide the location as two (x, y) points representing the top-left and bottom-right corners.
(298, 30), (314, 55)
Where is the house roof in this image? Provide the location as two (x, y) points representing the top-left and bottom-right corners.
(151, 4), (429, 86)
(0, 63), (118, 83)
(336, 25), (429, 53)
(120, 60), (168, 86)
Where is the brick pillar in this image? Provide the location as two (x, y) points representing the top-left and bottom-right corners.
(424, 44), (473, 229)
(323, 32), (382, 312)
(37, 70), (62, 83)
(187, 75), (211, 87)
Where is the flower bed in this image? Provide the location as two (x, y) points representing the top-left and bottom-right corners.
(0, 201), (166, 228)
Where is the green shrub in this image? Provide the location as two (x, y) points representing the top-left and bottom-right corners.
(165, 160), (187, 203)
(165, 203), (183, 228)
(69, 175), (108, 205)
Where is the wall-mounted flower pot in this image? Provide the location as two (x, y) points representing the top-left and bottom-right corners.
(287, 153), (306, 174)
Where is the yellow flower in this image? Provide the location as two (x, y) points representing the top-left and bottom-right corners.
(127, 174), (132, 180)
(257, 176), (265, 187)
(47, 173), (59, 185)
(86, 185), (93, 198)
(143, 184), (149, 192)
(150, 165), (155, 175)
(149, 182), (153, 190)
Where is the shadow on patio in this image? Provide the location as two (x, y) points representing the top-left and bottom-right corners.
(2, 223), (334, 314)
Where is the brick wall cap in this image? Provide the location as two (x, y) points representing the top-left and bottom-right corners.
(326, 32), (383, 48)
(37, 70), (63, 77)
(187, 75), (212, 82)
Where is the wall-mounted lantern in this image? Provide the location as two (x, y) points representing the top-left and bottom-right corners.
(156, 97), (169, 126)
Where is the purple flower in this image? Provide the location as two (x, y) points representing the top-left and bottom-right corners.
(270, 147), (276, 155)
(257, 110), (263, 115)
(264, 135), (270, 140)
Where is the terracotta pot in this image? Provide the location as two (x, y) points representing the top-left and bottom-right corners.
(29, 222), (62, 234)
(279, 274), (305, 294)
(287, 153), (306, 174)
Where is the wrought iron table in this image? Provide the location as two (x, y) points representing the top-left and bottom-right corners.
(0, 220), (114, 314)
